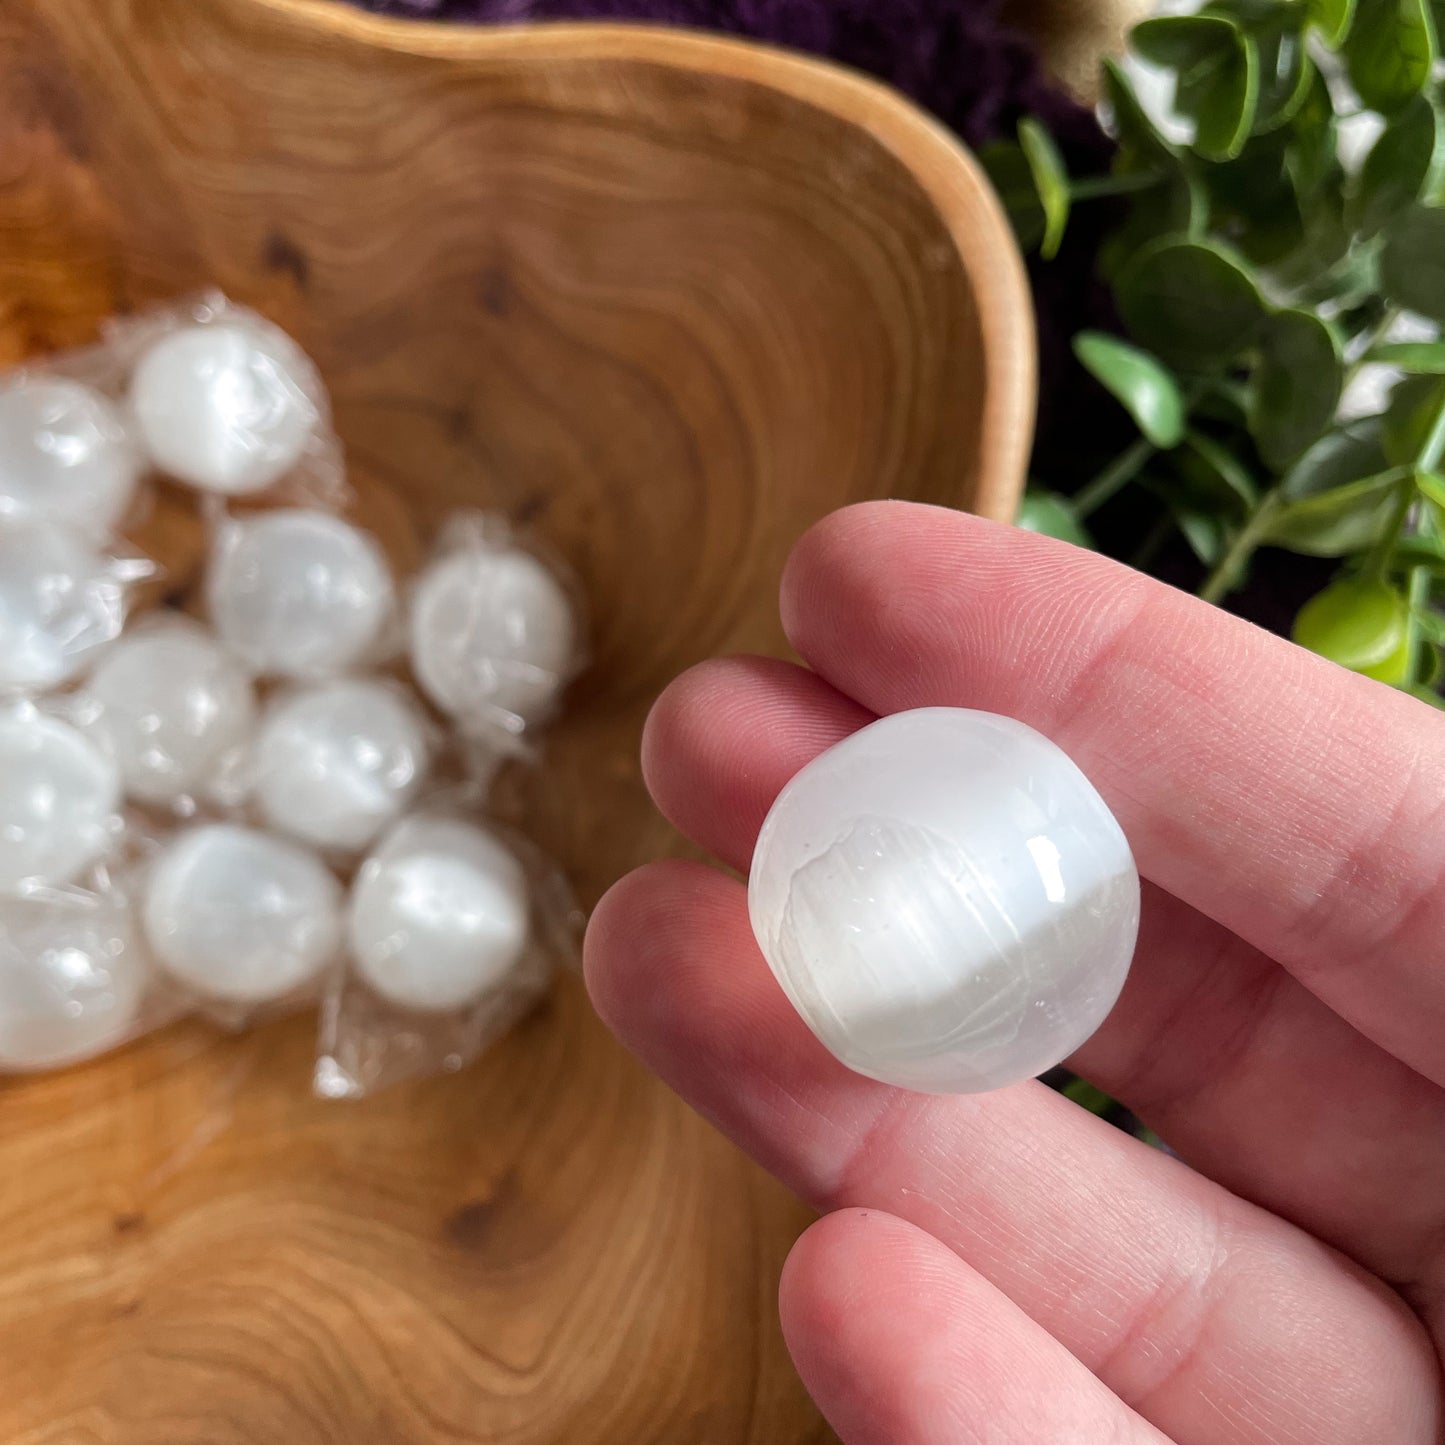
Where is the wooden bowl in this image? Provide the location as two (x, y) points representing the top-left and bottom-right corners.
(0, 2), (1034, 1440)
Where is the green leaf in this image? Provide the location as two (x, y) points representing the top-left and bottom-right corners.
(1131, 14), (1260, 161)
(1405, 680), (1445, 704)
(1280, 426), (1393, 502)
(1309, 0), (1357, 45)
(979, 141), (1046, 252)
(1251, 309), (1344, 467)
(1176, 508), (1230, 564)
(1269, 473), (1406, 552)
(1249, 25), (1314, 134)
(1199, 0), (1278, 22)
(1254, 157), (1356, 302)
(1073, 332), (1187, 447)
(1015, 491), (1094, 547)
(1180, 33), (1262, 161)
(1193, 377), (1252, 428)
(1358, 627), (1416, 680)
(1389, 531), (1445, 568)
(1268, 427), (1406, 554)
(1383, 373), (1445, 464)
(1344, 0), (1435, 115)
(1200, 131), (1305, 264)
(1381, 205), (1445, 322)
(1278, 224), (1378, 309)
(1285, 66), (1338, 202)
(1173, 430), (1259, 513)
(1100, 58), (1178, 160)
(1116, 237), (1266, 368)
(1411, 603), (1445, 639)
(1294, 576), (1410, 668)
(1417, 468), (1445, 507)
(1352, 95), (1441, 235)
(1132, 13), (1240, 73)
(1018, 119), (1071, 260)
(1367, 340), (1445, 371)
(1417, 639), (1443, 687)
(1061, 1076), (1116, 1114)
(1099, 168), (1208, 279)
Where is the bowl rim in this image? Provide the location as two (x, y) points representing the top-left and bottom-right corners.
(246, 0), (1037, 521)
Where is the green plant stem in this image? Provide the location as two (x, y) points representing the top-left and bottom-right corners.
(1073, 435), (1157, 519)
(1418, 398), (1445, 475)
(1073, 377), (1214, 523)
(1364, 479), (1415, 579)
(1404, 562), (1431, 687)
(1389, 402), (1445, 682)
(1068, 170), (1167, 202)
(1346, 306), (1402, 378)
(1405, 504), (1440, 688)
(1198, 491), (1283, 604)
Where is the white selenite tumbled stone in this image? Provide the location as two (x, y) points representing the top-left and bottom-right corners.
(143, 824), (342, 1006)
(80, 617), (257, 808)
(748, 708), (1139, 1095)
(207, 509), (393, 679)
(0, 708), (121, 892)
(409, 544), (575, 733)
(253, 679), (431, 852)
(0, 521), (129, 692)
(0, 377), (143, 536)
(0, 888), (149, 1069)
(348, 816), (530, 1013)
(129, 322), (321, 495)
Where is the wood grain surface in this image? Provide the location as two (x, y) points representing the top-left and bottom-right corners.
(0, 3), (1035, 1440)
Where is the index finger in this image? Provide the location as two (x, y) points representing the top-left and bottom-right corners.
(780, 501), (1445, 1087)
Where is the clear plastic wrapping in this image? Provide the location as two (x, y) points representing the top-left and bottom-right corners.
(0, 698), (127, 891)
(314, 813), (582, 1099)
(0, 374), (145, 538)
(0, 295), (586, 1095)
(59, 611), (257, 817)
(0, 524), (155, 695)
(206, 507), (399, 680)
(100, 292), (346, 508)
(405, 512), (588, 756)
(0, 873), (181, 1073)
(239, 675), (440, 855)
(137, 820), (345, 1026)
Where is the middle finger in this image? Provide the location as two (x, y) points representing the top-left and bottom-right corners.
(585, 860), (1435, 1445)
(642, 655), (1445, 1283)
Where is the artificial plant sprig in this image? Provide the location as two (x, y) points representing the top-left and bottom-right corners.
(988, 0), (1445, 699)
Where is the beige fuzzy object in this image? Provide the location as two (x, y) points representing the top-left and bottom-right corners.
(1002, 0), (1156, 100)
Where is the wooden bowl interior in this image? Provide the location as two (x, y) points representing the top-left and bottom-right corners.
(0, 3), (1034, 1440)
(0, 0), (1033, 902)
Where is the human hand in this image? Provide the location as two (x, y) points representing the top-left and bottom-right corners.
(584, 501), (1445, 1444)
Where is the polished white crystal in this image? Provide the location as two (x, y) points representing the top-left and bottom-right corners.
(253, 679), (431, 851)
(0, 888), (149, 1069)
(0, 377), (143, 535)
(0, 522), (129, 691)
(409, 544), (575, 733)
(348, 815), (530, 1013)
(0, 708), (121, 892)
(207, 509), (393, 678)
(79, 617), (257, 808)
(129, 322), (321, 495)
(748, 708), (1139, 1095)
(143, 823), (342, 1005)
